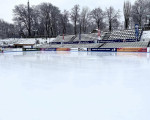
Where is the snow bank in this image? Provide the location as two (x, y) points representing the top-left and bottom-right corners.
(0, 38), (56, 46)
(141, 31), (150, 41)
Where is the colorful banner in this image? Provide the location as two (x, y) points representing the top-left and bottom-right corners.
(117, 48), (147, 52)
(56, 48), (70, 51)
(89, 48), (117, 52)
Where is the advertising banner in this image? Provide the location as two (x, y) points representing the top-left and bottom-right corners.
(40, 48), (56, 51)
(89, 48), (117, 52)
(23, 48), (40, 51)
(56, 48), (70, 51)
(117, 48), (147, 52)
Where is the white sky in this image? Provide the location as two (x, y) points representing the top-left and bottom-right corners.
(0, 0), (136, 23)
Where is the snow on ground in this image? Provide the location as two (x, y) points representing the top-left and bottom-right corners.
(0, 38), (56, 46)
(141, 30), (150, 41)
(0, 51), (150, 120)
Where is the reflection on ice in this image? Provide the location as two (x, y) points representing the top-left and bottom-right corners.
(0, 51), (150, 120)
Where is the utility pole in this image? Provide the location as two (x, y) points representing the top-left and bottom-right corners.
(28, 0), (31, 37)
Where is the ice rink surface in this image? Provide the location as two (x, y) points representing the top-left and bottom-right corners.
(0, 51), (150, 120)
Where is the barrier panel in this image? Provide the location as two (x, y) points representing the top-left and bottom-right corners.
(70, 48), (78, 51)
(56, 48), (70, 51)
(5, 48), (23, 52)
(147, 48), (150, 53)
(117, 48), (147, 52)
(88, 48), (117, 52)
(23, 48), (40, 51)
(78, 48), (88, 51)
(40, 48), (56, 51)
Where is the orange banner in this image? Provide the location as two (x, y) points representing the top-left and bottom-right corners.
(117, 48), (147, 52)
(56, 48), (71, 51)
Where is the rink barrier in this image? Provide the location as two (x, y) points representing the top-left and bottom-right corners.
(6, 47), (149, 53)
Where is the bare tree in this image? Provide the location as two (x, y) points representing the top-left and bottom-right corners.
(124, 1), (131, 29)
(106, 6), (120, 31)
(30, 6), (40, 37)
(39, 3), (61, 37)
(60, 10), (69, 35)
(13, 4), (33, 37)
(90, 7), (105, 30)
(0, 19), (17, 39)
(39, 3), (53, 37)
(80, 7), (91, 33)
(145, 0), (150, 25)
(70, 4), (80, 35)
(131, 0), (147, 27)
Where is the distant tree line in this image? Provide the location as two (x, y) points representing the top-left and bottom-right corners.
(0, 0), (150, 38)
(0, 19), (17, 39)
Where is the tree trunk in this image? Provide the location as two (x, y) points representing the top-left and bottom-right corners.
(109, 20), (112, 31)
(125, 18), (129, 29)
(74, 21), (77, 35)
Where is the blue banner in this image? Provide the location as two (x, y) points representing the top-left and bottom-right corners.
(51, 41), (95, 44)
(41, 48), (56, 51)
(51, 42), (61, 44)
(89, 48), (117, 52)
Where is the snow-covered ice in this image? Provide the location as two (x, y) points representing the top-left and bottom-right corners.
(0, 51), (150, 120)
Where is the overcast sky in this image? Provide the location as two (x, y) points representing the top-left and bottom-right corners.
(0, 0), (136, 23)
